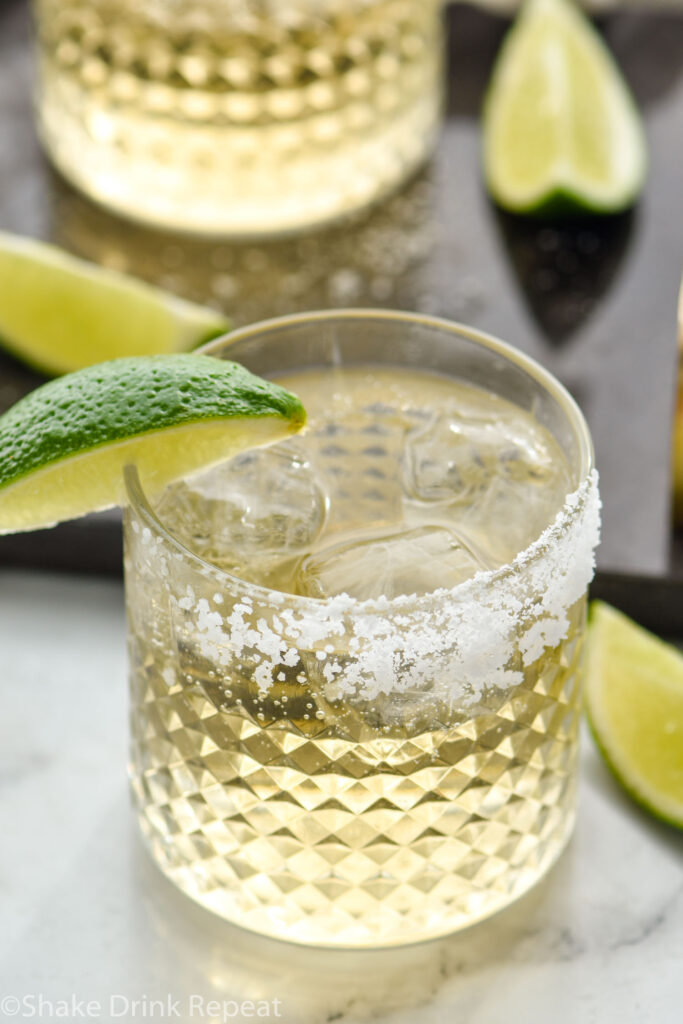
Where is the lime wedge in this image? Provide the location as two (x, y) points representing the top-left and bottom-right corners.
(0, 232), (230, 376)
(585, 601), (683, 829)
(0, 354), (305, 534)
(483, 0), (647, 215)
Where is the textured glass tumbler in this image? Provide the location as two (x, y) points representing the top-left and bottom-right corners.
(124, 311), (599, 947)
(34, 0), (443, 236)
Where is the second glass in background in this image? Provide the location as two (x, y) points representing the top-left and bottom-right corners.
(34, 0), (444, 236)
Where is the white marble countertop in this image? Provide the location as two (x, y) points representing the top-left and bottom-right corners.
(1, 570), (681, 1024)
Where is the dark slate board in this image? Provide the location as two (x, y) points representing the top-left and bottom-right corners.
(1, 0), (683, 630)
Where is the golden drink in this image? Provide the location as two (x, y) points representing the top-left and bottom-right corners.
(34, 0), (443, 235)
(124, 313), (599, 946)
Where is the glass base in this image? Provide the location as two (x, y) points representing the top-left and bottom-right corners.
(37, 68), (440, 237)
(133, 805), (576, 948)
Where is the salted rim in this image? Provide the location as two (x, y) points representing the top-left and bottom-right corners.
(125, 309), (595, 617)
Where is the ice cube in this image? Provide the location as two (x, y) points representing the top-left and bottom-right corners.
(155, 443), (327, 586)
(453, 473), (567, 567)
(402, 408), (571, 565)
(403, 408), (557, 502)
(296, 526), (485, 601)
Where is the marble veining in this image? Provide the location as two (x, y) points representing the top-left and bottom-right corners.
(0, 571), (681, 1024)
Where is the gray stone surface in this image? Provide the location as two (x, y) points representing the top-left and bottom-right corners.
(1, 2), (682, 584)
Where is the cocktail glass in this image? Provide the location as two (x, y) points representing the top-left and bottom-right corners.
(124, 310), (599, 947)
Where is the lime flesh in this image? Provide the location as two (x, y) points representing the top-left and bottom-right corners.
(0, 232), (230, 376)
(483, 0), (647, 215)
(0, 354), (306, 533)
(586, 602), (683, 829)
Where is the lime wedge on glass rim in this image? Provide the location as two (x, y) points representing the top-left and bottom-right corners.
(0, 355), (306, 534)
(0, 232), (230, 376)
(585, 601), (683, 829)
(483, 0), (647, 216)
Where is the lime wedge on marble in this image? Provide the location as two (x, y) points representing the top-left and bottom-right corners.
(0, 354), (306, 533)
(483, 0), (647, 215)
(0, 232), (230, 376)
(586, 601), (683, 829)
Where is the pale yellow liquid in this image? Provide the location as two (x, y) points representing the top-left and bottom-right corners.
(127, 367), (584, 945)
(35, 0), (442, 235)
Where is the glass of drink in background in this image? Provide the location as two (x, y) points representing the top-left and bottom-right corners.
(124, 311), (599, 947)
(33, 0), (444, 236)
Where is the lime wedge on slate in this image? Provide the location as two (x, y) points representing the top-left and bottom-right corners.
(0, 232), (230, 376)
(483, 0), (647, 216)
(586, 602), (683, 829)
(0, 354), (306, 534)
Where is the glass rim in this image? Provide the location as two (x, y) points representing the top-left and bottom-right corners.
(125, 308), (596, 612)
(199, 308), (594, 476)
